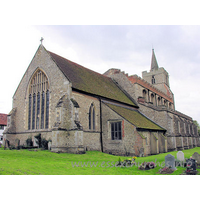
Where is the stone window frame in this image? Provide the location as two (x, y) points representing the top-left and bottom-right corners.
(107, 120), (122, 140)
(89, 103), (96, 130)
(142, 89), (147, 102)
(27, 69), (50, 130)
(152, 75), (156, 84)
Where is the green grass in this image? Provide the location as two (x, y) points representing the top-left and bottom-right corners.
(0, 147), (200, 175)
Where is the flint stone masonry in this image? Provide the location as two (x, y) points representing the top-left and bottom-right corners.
(3, 44), (200, 156)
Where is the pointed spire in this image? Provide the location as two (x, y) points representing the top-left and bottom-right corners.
(150, 49), (159, 71)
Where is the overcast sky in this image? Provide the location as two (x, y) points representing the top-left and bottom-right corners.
(1, 25), (200, 123)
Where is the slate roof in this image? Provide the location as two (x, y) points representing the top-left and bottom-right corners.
(105, 102), (165, 131)
(0, 113), (7, 126)
(48, 50), (137, 107)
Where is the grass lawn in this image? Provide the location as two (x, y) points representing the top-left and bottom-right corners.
(0, 147), (200, 175)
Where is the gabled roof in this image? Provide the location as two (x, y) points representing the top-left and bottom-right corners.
(48, 50), (137, 107)
(105, 102), (165, 131)
(0, 113), (7, 126)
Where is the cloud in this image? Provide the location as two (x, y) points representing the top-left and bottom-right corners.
(1, 25), (200, 123)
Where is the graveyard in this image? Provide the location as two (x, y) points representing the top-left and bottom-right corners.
(0, 147), (200, 175)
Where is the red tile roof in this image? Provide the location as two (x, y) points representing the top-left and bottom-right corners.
(0, 113), (7, 126)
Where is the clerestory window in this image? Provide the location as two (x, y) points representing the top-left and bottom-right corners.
(28, 70), (49, 130)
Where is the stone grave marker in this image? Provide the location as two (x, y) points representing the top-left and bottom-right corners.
(33, 137), (39, 147)
(192, 152), (200, 166)
(165, 154), (176, 170)
(177, 151), (185, 162)
(48, 141), (52, 150)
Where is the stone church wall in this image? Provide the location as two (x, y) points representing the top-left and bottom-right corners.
(9, 45), (72, 135)
(102, 102), (136, 156)
(72, 91), (101, 151)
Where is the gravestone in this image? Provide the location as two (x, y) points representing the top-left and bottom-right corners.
(192, 152), (200, 166)
(33, 137), (39, 147)
(165, 154), (176, 170)
(177, 151), (185, 162)
(48, 141), (52, 150)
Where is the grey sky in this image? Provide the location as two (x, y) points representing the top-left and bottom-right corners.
(1, 25), (200, 123)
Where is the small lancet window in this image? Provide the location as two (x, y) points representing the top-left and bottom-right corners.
(28, 70), (49, 130)
(89, 103), (95, 130)
(152, 75), (155, 84)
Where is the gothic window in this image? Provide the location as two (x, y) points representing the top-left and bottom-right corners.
(28, 70), (49, 130)
(143, 89), (147, 101)
(28, 94), (32, 130)
(151, 93), (155, 104)
(111, 122), (122, 140)
(89, 103), (95, 130)
(45, 90), (49, 129)
(32, 93), (36, 130)
(152, 75), (155, 84)
(158, 97), (161, 106)
(164, 100), (167, 107)
(36, 92), (40, 129)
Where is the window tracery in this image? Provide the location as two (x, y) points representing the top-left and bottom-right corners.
(28, 70), (49, 130)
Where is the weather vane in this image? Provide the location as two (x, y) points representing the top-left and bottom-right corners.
(40, 37), (44, 44)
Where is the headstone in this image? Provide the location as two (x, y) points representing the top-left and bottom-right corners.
(177, 151), (185, 162)
(192, 152), (200, 166)
(33, 137), (39, 147)
(48, 141), (52, 150)
(165, 154), (176, 170)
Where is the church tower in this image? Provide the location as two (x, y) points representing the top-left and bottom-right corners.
(142, 49), (171, 96)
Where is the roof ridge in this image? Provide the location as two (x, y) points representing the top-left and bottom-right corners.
(47, 49), (137, 107)
(47, 50), (109, 79)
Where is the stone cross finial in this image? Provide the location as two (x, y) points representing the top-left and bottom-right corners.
(40, 37), (44, 44)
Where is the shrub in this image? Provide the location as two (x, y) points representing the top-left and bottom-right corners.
(41, 138), (48, 150)
(26, 137), (33, 147)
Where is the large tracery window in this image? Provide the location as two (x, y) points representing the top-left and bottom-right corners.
(28, 70), (49, 130)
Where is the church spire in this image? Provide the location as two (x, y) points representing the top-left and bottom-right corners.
(150, 49), (159, 71)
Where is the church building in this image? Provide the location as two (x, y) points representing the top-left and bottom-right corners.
(3, 43), (199, 156)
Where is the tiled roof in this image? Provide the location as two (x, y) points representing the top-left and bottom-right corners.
(105, 102), (165, 131)
(48, 51), (137, 107)
(0, 113), (7, 126)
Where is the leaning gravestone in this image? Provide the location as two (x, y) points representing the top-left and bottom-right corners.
(177, 151), (185, 162)
(165, 154), (176, 170)
(192, 152), (200, 166)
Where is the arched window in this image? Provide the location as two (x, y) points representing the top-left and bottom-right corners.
(89, 103), (95, 130)
(158, 97), (162, 106)
(152, 75), (155, 84)
(143, 89), (147, 101)
(28, 70), (49, 130)
(151, 93), (155, 104)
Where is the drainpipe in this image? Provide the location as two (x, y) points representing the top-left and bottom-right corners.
(99, 98), (104, 152)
